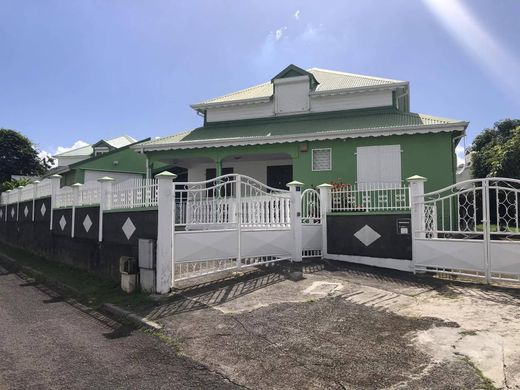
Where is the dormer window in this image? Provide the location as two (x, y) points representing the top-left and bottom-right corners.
(93, 146), (109, 156)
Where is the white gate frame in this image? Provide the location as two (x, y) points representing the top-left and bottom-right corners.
(154, 172), (303, 294)
(411, 176), (520, 283)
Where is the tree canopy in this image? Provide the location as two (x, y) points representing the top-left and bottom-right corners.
(470, 119), (520, 179)
(0, 128), (54, 184)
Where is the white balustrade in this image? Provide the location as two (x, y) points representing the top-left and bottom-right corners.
(330, 182), (410, 212)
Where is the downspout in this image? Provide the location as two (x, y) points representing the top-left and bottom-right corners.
(395, 88), (409, 110)
(145, 156), (150, 180)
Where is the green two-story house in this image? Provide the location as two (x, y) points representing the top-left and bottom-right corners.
(133, 64), (468, 191)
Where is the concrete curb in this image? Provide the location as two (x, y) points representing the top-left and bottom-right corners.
(102, 303), (163, 331)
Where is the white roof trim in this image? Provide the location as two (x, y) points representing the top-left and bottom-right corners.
(135, 122), (468, 153)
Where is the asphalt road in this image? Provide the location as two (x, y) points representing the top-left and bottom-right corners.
(0, 266), (238, 390)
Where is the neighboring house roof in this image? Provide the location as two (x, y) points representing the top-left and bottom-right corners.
(192, 67), (406, 108)
(134, 109), (468, 152)
(54, 135), (137, 157)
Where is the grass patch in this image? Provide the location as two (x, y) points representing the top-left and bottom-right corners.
(0, 242), (152, 311)
(143, 329), (182, 353)
(462, 357), (498, 390)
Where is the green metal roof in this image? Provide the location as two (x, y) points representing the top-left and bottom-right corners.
(137, 109), (467, 151)
(193, 68), (405, 106)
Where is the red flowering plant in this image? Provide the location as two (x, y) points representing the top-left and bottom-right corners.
(329, 178), (356, 210)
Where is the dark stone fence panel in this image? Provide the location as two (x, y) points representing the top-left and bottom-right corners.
(0, 203), (158, 281)
(327, 213), (412, 260)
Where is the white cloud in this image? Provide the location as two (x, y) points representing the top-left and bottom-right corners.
(455, 144), (465, 166)
(302, 23), (324, 41)
(294, 10), (300, 20)
(275, 26), (287, 41)
(55, 140), (89, 155)
(37, 149), (57, 167)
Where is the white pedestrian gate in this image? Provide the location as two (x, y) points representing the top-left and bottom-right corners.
(301, 188), (322, 258)
(170, 174), (297, 284)
(413, 178), (520, 283)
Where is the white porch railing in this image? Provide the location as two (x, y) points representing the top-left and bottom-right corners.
(330, 183), (410, 212)
(110, 178), (158, 209)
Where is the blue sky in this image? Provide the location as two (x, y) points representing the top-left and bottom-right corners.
(0, 0), (518, 160)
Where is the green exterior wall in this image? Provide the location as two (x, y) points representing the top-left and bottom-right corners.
(146, 131), (457, 192)
(61, 147), (158, 186)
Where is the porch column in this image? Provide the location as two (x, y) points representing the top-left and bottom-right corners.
(215, 159), (222, 178)
(287, 181), (303, 263)
(317, 183), (332, 258)
(156, 171), (177, 294)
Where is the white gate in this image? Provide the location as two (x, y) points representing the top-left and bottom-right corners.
(301, 188), (322, 258)
(171, 174), (294, 283)
(413, 178), (520, 283)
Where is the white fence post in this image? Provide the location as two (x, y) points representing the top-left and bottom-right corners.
(97, 177), (114, 242)
(16, 186), (23, 221)
(407, 175), (427, 273)
(71, 183), (82, 238)
(287, 181), (303, 263)
(5, 190), (11, 221)
(32, 180), (39, 221)
(318, 183), (332, 258)
(49, 174), (62, 230)
(156, 171), (177, 294)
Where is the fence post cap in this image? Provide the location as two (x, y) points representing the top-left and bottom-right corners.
(286, 180), (304, 187)
(97, 176), (115, 182)
(155, 171), (177, 179)
(317, 183), (333, 188)
(71, 183), (83, 187)
(5, 190), (12, 193)
(50, 174), (62, 179)
(17, 186), (24, 190)
(406, 175), (427, 182)
(33, 180), (40, 184)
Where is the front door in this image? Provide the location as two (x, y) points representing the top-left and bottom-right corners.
(267, 165), (293, 190)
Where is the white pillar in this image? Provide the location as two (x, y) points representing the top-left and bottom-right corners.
(16, 186), (23, 221)
(97, 177), (114, 242)
(155, 171), (177, 294)
(407, 175), (427, 273)
(50, 174), (62, 230)
(71, 183), (82, 238)
(317, 183), (332, 258)
(32, 180), (40, 221)
(287, 181), (303, 263)
(5, 190), (11, 222)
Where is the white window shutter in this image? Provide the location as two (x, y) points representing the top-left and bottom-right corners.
(357, 145), (401, 186)
(357, 146), (380, 185)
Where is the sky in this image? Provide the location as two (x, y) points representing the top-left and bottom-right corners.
(0, 0), (519, 163)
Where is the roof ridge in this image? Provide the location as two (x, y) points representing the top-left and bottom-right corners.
(308, 67), (405, 84)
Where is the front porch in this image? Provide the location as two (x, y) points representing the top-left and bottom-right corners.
(151, 150), (295, 190)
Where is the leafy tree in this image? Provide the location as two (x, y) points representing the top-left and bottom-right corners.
(1, 177), (33, 192)
(0, 128), (54, 184)
(470, 119), (520, 179)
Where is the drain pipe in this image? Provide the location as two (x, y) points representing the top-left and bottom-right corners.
(395, 88), (409, 110)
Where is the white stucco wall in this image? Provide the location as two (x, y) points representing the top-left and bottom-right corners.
(205, 89), (393, 123)
(84, 170), (143, 184)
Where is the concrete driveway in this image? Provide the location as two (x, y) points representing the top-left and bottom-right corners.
(141, 260), (520, 389)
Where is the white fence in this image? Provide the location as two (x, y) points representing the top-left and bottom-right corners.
(330, 183), (410, 212)
(111, 178), (158, 209)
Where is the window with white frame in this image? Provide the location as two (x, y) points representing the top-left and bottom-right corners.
(356, 145), (402, 185)
(312, 148), (332, 171)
